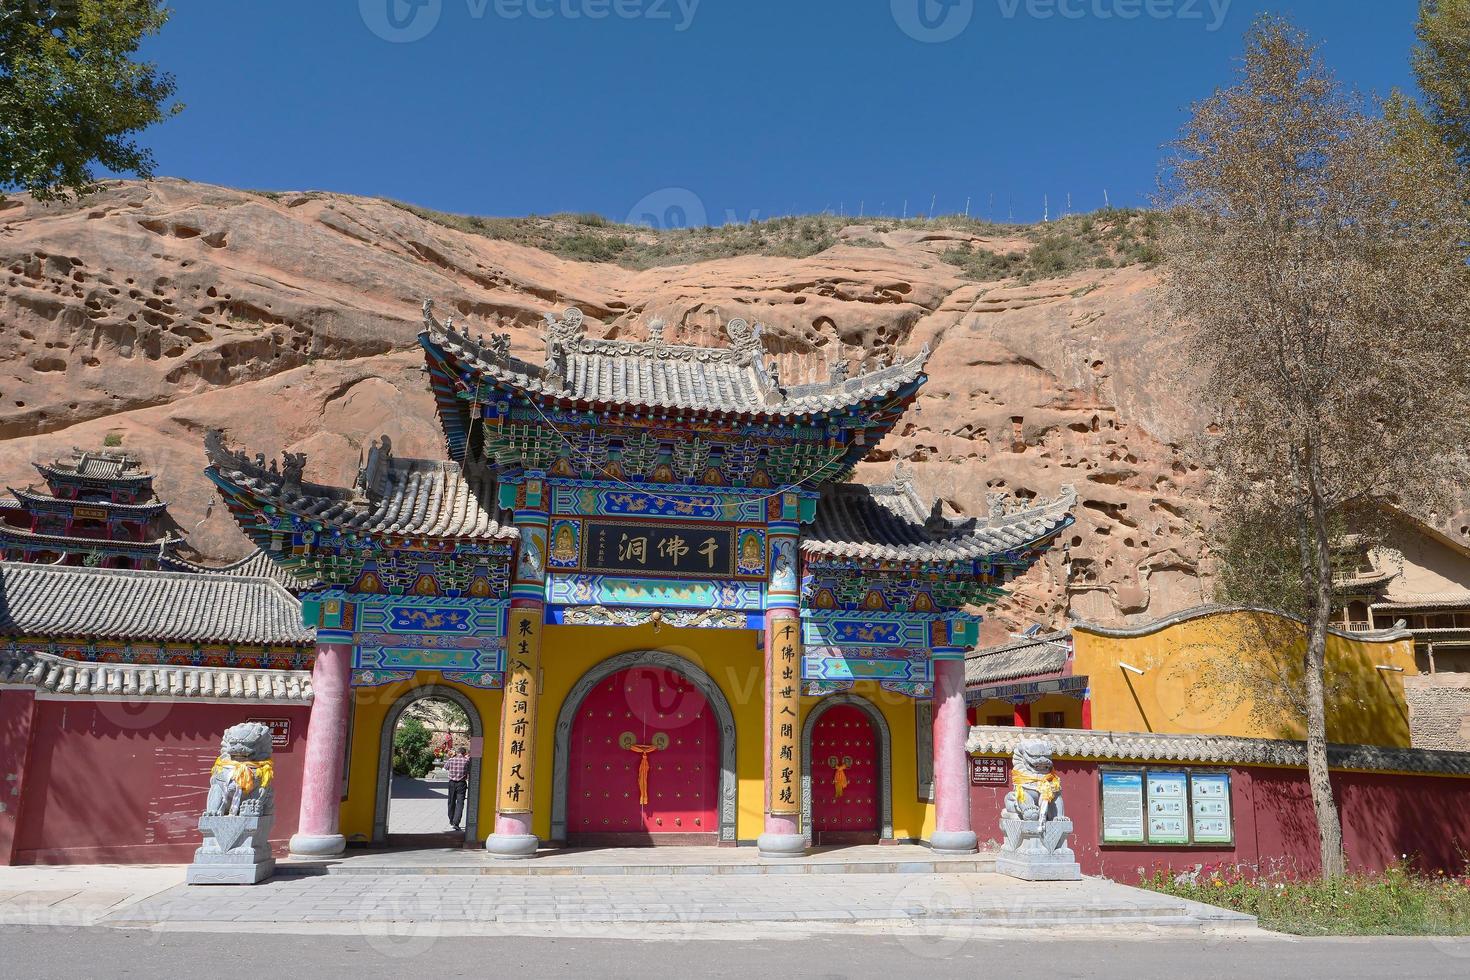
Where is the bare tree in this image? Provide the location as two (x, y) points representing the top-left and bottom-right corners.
(1160, 16), (1470, 877)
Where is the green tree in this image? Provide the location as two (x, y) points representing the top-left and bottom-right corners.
(1, 1), (180, 202)
(1162, 16), (1470, 878)
(1411, 0), (1470, 169)
(392, 716), (435, 778)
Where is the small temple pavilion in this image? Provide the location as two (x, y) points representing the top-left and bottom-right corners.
(0, 449), (179, 570)
(203, 304), (1076, 857)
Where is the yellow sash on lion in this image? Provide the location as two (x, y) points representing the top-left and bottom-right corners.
(212, 756), (274, 796)
(1012, 771), (1060, 803)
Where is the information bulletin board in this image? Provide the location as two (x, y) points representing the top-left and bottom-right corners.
(1100, 766), (1234, 846)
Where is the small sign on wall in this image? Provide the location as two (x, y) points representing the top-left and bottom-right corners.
(469, 736), (484, 758)
(248, 718), (291, 748)
(970, 756), (1010, 786)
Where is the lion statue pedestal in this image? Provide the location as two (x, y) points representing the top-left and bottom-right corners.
(995, 738), (1082, 882)
(187, 722), (277, 885)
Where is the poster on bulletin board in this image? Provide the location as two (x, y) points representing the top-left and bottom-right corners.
(1146, 771), (1190, 844)
(1190, 772), (1233, 843)
(1101, 770), (1145, 843)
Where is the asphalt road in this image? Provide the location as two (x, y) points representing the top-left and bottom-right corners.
(4, 927), (1470, 979)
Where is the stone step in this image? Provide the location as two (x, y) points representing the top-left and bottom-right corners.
(278, 853), (1000, 877)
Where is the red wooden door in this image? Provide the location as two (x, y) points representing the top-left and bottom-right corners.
(810, 704), (880, 843)
(567, 666), (719, 843)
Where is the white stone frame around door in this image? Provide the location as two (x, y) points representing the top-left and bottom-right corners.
(549, 649), (739, 844)
(801, 693), (894, 844)
(374, 684), (485, 844)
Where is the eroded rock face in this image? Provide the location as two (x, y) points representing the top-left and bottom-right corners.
(0, 179), (1294, 638)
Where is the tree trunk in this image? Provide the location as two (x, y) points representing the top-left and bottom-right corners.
(1298, 437), (1347, 879)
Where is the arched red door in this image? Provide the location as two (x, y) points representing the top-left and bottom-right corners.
(810, 703), (880, 844)
(566, 666), (719, 844)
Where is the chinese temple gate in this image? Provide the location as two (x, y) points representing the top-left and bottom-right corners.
(203, 303), (1075, 857)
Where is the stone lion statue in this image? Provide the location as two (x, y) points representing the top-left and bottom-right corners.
(1003, 738), (1063, 823)
(204, 722), (275, 818)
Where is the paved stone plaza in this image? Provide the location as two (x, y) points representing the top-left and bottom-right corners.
(0, 857), (1249, 936)
(386, 776), (455, 836)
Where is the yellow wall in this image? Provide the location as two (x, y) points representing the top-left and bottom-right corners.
(1075, 609), (1418, 746)
(342, 622), (934, 843)
(970, 695), (1084, 730)
(340, 674), (504, 843)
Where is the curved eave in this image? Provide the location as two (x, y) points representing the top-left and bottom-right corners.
(420, 327), (931, 426)
(802, 490), (1077, 569)
(0, 523), (179, 556)
(34, 462), (153, 489)
(203, 432), (518, 550)
(8, 486), (167, 516)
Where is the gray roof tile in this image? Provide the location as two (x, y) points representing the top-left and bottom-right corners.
(161, 548), (322, 593)
(204, 432), (517, 542)
(425, 304), (929, 418)
(966, 725), (1470, 776)
(0, 650), (312, 702)
(966, 631), (1072, 685)
(804, 473), (1076, 562)
(0, 561), (314, 645)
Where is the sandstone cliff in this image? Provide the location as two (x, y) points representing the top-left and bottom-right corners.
(0, 179), (1262, 642)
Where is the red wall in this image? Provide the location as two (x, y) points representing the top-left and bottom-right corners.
(8, 698), (311, 865)
(970, 758), (1470, 880)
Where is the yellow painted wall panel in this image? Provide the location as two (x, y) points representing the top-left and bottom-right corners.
(1074, 609), (1417, 747)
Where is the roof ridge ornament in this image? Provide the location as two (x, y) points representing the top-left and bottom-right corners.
(724, 317), (764, 364)
(542, 307), (585, 389)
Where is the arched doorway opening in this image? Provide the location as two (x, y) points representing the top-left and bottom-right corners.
(552, 650), (738, 846)
(802, 694), (893, 845)
(374, 685), (484, 846)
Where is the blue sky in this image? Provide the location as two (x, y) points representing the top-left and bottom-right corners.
(135, 1), (1420, 225)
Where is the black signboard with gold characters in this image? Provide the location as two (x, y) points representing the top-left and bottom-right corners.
(580, 520), (736, 580)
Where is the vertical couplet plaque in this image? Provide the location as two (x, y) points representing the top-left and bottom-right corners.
(768, 614), (803, 815)
(496, 605), (543, 813)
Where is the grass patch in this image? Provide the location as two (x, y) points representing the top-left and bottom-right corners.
(1139, 860), (1470, 936)
(378, 200), (1035, 270)
(940, 207), (1165, 284)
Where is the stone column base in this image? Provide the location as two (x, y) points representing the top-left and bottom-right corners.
(485, 833), (539, 859)
(928, 829), (979, 855)
(288, 832), (346, 858)
(756, 832), (806, 858)
(187, 859), (275, 885)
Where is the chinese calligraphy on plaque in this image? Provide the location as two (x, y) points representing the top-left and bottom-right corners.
(768, 617), (803, 816)
(578, 520), (742, 579)
(496, 606), (542, 813)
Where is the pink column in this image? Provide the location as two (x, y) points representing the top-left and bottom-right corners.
(289, 641), (352, 857)
(758, 607), (805, 857)
(930, 657), (978, 854)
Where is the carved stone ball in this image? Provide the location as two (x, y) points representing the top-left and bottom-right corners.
(220, 722), (274, 762)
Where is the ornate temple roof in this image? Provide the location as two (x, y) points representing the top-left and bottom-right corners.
(204, 431), (517, 542)
(0, 561), (313, 645)
(966, 631), (1072, 686)
(35, 449), (153, 487)
(7, 485), (168, 516)
(803, 469), (1077, 563)
(0, 523), (180, 559)
(161, 547), (322, 593)
(423, 304), (930, 419)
